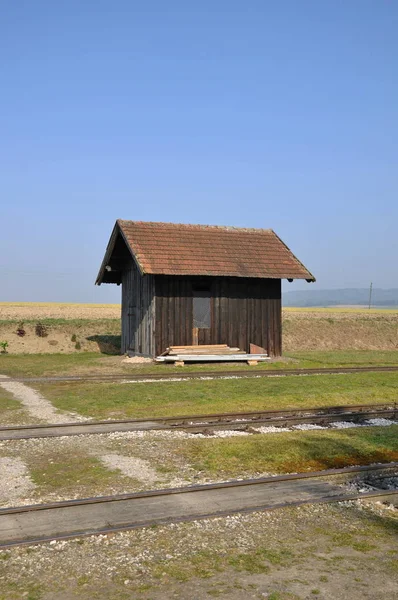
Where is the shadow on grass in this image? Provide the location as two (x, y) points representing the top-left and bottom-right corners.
(86, 335), (121, 355)
(275, 432), (398, 473)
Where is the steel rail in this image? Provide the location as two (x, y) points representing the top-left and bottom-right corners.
(3, 364), (398, 384)
(0, 404), (396, 440)
(2, 462), (396, 513)
(0, 463), (396, 548)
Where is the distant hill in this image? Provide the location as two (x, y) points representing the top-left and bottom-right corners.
(282, 288), (398, 307)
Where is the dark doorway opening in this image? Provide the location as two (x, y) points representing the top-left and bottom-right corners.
(192, 287), (211, 344)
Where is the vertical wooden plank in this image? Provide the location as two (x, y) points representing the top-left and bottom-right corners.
(180, 278), (186, 346)
(162, 277), (168, 354)
(121, 269), (127, 354)
(261, 280), (269, 356)
(154, 276), (162, 356)
(275, 279), (282, 356)
(239, 279), (247, 352)
(220, 278), (228, 345)
(246, 280), (252, 353)
(187, 278), (193, 345)
(212, 278), (220, 345)
(168, 276), (174, 348)
(227, 279), (233, 348)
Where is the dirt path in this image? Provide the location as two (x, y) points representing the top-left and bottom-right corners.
(0, 375), (87, 423)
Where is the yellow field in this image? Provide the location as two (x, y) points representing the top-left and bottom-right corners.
(284, 306), (398, 314)
(0, 301), (396, 323)
(0, 302), (121, 320)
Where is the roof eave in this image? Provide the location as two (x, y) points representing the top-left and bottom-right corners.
(117, 219), (146, 276)
(270, 229), (316, 283)
(95, 221), (145, 286)
(95, 222), (120, 285)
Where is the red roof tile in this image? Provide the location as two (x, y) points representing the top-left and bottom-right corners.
(97, 220), (315, 281)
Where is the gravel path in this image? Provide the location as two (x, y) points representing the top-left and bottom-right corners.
(100, 454), (159, 485)
(0, 374), (87, 423)
(0, 456), (35, 503)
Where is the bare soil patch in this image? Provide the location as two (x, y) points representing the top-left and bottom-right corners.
(0, 320), (120, 354)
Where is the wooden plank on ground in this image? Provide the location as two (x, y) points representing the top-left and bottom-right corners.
(170, 345), (228, 350)
(250, 343), (267, 354)
(156, 354), (269, 363)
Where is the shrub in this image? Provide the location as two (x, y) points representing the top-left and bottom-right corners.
(0, 341), (8, 353)
(71, 334), (77, 342)
(35, 322), (48, 337)
(16, 321), (26, 337)
(75, 341), (81, 350)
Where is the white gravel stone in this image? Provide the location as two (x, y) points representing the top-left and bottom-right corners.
(100, 454), (159, 484)
(253, 426), (291, 434)
(365, 418), (398, 426)
(292, 423), (326, 431)
(121, 356), (152, 364)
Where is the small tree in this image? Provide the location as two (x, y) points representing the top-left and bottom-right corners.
(0, 341), (9, 353)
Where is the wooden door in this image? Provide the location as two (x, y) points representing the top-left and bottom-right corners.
(192, 288), (211, 345)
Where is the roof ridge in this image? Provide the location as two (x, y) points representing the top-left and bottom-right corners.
(117, 219), (274, 233)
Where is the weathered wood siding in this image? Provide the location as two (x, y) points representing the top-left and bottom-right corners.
(154, 276), (193, 353)
(121, 261), (155, 356)
(154, 276), (281, 357)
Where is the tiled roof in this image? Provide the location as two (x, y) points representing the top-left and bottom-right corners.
(104, 220), (314, 280)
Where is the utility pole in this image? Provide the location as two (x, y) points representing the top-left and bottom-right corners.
(368, 282), (373, 310)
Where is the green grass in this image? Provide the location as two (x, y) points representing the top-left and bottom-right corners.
(0, 317), (120, 327)
(0, 388), (20, 413)
(0, 352), (111, 377)
(0, 349), (397, 378)
(286, 350), (398, 368)
(36, 371), (398, 420)
(29, 452), (120, 494)
(0, 388), (32, 425)
(180, 425), (398, 475)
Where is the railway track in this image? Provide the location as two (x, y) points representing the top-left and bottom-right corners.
(3, 364), (398, 384)
(0, 403), (396, 440)
(1, 463), (396, 548)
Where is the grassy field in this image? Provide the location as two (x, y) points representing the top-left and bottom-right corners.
(1, 349), (397, 378)
(33, 370), (398, 420)
(181, 425), (398, 475)
(1, 302), (398, 354)
(284, 306), (398, 314)
(0, 388), (28, 426)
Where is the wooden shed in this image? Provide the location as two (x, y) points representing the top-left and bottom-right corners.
(96, 220), (315, 357)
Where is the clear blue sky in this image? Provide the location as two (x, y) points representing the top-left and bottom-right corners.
(1, 1), (397, 303)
